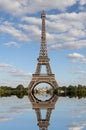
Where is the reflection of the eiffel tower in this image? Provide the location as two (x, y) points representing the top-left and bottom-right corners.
(28, 92), (58, 130)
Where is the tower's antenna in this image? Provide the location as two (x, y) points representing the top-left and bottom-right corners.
(40, 10), (47, 57)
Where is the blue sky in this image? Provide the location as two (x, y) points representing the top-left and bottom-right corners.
(0, 0), (86, 87)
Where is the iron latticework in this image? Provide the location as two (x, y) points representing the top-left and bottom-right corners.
(35, 11), (52, 75)
(28, 10), (58, 92)
(40, 10), (47, 57)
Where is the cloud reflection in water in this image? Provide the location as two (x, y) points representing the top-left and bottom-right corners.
(0, 96), (31, 122)
(68, 120), (86, 130)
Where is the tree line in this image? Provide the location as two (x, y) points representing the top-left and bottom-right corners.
(0, 84), (28, 98)
(58, 84), (86, 98)
(0, 84), (86, 98)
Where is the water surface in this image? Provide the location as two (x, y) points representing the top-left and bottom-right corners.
(0, 96), (86, 130)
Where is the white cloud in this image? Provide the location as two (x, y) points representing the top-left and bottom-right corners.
(47, 12), (86, 22)
(81, 58), (86, 64)
(79, 0), (86, 11)
(0, 68), (3, 71)
(4, 42), (21, 48)
(0, 0), (28, 15)
(74, 70), (86, 76)
(0, 63), (32, 86)
(21, 16), (41, 25)
(67, 53), (84, 59)
(68, 66), (82, 71)
(79, 0), (86, 5)
(69, 126), (84, 130)
(0, 63), (12, 67)
(0, 0), (78, 15)
(47, 12), (86, 36)
(19, 24), (41, 41)
(8, 68), (32, 77)
(68, 28), (85, 38)
(67, 53), (86, 63)
(46, 20), (70, 33)
(0, 116), (12, 122)
(71, 69), (86, 84)
(0, 63), (12, 72)
(0, 21), (29, 41)
(49, 40), (86, 50)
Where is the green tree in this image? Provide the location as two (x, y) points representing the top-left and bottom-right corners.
(16, 84), (24, 91)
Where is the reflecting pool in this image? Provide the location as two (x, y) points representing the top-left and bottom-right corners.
(0, 96), (86, 130)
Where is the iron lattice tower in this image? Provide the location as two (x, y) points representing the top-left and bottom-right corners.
(28, 11), (58, 92)
(35, 11), (52, 75)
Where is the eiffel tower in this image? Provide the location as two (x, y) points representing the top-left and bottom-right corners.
(28, 11), (58, 93)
